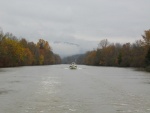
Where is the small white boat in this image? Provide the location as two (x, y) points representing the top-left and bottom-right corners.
(69, 62), (77, 69)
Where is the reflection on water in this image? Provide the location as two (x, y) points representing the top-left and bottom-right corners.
(0, 65), (150, 113)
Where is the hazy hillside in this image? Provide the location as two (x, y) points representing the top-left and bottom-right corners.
(62, 54), (86, 64)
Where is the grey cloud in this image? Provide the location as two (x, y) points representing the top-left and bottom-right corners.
(0, 0), (150, 57)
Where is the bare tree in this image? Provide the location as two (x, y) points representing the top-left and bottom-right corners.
(98, 39), (109, 49)
(142, 29), (150, 47)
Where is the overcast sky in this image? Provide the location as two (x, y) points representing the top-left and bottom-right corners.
(0, 0), (150, 57)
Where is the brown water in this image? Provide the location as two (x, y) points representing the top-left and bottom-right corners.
(0, 65), (150, 113)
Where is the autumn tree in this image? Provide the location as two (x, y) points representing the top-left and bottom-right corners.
(117, 52), (122, 65)
(94, 49), (102, 65)
(54, 54), (61, 64)
(142, 30), (150, 47)
(97, 39), (109, 65)
(98, 39), (109, 49)
(130, 40), (146, 67)
(0, 37), (24, 67)
(103, 44), (118, 66)
(37, 39), (51, 50)
(84, 51), (97, 65)
(142, 30), (150, 66)
(120, 43), (131, 67)
(20, 38), (28, 48)
(0, 29), (61, 67)
(37, 39), (55, 65)
(145, 48), (150, 66)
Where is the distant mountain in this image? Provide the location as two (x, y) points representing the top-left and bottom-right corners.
(62, 54), (86, 64)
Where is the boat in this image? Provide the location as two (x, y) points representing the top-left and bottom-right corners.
(69, 62), (77, 69)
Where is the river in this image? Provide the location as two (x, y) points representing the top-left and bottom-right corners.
(0, 65), (150, 113)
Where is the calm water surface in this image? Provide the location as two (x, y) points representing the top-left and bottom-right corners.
(0, 65), (150, 113)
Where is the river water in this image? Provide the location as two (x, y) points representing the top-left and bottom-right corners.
(0, 65), (150, 113)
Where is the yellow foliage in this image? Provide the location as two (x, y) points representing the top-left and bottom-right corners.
(39, 55), (44, 65)
(1, 38), (25, 65)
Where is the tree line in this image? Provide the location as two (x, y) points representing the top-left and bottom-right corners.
(0, 30), (61, 67)
(1, 28), (150, 70)
(83, 30), (150, 70)
(63, 29), (150, 71)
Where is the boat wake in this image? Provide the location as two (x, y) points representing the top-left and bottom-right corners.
(64, 67), (82, 70)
